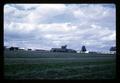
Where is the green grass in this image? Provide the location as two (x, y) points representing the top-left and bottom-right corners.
(4, 50), (115, 58)
(4, 60), (116, 80)
(4, 50), (116, 80)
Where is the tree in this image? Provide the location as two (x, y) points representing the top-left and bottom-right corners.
(61, 45), (67, 49)
(9, 47), (14, 51)
(9, 47), (19, 51)
(81, 45), (87, 52)
(15, 47), (19, 50)
(110, 46), (116, 51)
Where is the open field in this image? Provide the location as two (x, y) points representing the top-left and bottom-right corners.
(4, 50), (116, 80)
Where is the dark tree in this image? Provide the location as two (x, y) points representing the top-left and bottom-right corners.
(9, 47), (19, 51)
(81, 45), (87, 52)
(9, 47), (14, 51)
(61, 45), (67, 49)
(110, 46), (116, 51)
(15, 47), (19, 50)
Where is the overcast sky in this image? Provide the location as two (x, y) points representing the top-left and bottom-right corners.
(4, 4), (116, 51)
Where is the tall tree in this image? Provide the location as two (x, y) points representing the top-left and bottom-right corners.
(81, 45), (87, 52)
(61, 45), (67, 49)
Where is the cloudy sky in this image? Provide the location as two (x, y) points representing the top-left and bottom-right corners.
(4, 4), (116, 51)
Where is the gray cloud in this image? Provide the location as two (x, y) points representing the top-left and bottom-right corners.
(4, 4), (116, 51)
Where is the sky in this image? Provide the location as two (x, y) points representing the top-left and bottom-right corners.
(4, 4), (116, 51)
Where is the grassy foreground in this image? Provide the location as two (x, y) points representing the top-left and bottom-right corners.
(4, 50), (116, 80)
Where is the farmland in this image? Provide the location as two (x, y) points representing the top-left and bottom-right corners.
(4, 50), (116, 80)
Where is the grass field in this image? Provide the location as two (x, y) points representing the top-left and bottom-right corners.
(4, 50), (116, 80)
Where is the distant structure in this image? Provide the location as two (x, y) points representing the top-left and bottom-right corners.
(89, 51), (98, 54)
(9, 47), (19, 51)
(50, 45), (76, 53)
(35, 49), (49, 52)
(19, 48), (25, 51)
(28, 49), (32, 51)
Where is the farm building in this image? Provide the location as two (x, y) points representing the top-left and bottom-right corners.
(50, 45), (76, 53)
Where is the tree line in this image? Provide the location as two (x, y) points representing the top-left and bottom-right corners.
(4, 45), (116, 53)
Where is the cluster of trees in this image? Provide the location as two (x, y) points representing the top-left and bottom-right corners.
(4, 46), (26, 51)
(109, 46), (116, 54)
(110, 46), (116, 51)
(50, 45), (87, 53)
(4, 45), (116, 53)
(80, 45), (116, 53)
(9, 47), (19, 51)
(50, 45), (76, 53)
